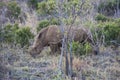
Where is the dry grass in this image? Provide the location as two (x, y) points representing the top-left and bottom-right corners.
(0, 43), (120, 80)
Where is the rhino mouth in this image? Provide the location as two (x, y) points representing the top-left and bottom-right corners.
(28, 47), (39, 58)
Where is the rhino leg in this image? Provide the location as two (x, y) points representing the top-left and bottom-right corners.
(50, 43), (61, 55)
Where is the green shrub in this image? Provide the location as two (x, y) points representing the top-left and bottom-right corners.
(0, 2), (5, 8)
(103, 22), (120, 44)
(98, 0), (120, 16)
(6, 1), (21, 20)
(37, 1), (47, 14)
(27, 0), (38, 9)
(69, 41), (92, 56)
(15, 27), (34, 47)
(94, 21), (120, 45)
(37, 20), (50, 32)
(1, 24), (34, 47)
(3, 24), (19, 43)
(0, 1), (21, 23)
(37, 0), (56, 15)
(49, 18), (60, 25)
(95, 14), (110, 22)
(47, 0), (56, 14)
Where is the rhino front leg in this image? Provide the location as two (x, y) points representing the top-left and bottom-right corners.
(50, 44), (57, 54)
(50, 44), (61, 55)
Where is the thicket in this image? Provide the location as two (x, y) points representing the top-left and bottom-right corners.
(95, 14), (112, 22)
(69, 41), (92, 56)
(6, 1), (21, 22)
(93, 14), (120, 46)
(98, 0), (120, 16)
(0, 24), (34, 47)
(27, 0), (38, 9)
(37, 0), (56, 15)
(0, 1), (21, 23)
(15, 27), (34, 47)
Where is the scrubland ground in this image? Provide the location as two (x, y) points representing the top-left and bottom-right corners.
(0, 43), (120, 80)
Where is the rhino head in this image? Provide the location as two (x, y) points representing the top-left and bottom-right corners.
(29, 27), (48, 58)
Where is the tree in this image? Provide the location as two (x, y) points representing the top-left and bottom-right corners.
(37, 0), (95, 78)
(55, 0), (97, 77)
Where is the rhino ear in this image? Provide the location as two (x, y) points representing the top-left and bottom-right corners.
(38, 32), (42, 38)
(37, 27), (48, 38)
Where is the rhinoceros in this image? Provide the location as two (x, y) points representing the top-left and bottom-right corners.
(29, 25), (98, 57)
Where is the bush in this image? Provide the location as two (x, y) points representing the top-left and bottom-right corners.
(27, 0), (38, 9)
(6, 1), (21, 20)
(103, 22), (120, 44)
(98, 0), (120, 16)
(95, 14), (110, 22)
(3, 24), (19, 43)
(69, 41), (92, 56)
(0, 2), (5, 8)
(49, 18), (60, 25)
(1, 24), (34, 47)
(15, 27), (34, 47)
(37, 0), (56, 15)
(94, 21), (120, 45)
(37, 20), (50, 32)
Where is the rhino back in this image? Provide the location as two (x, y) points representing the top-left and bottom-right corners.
(45, 25), (62, 44)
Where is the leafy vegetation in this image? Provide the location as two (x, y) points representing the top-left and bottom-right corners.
(69, 41), (92, 56)
(98, 0), (120, 16)
(93, 19), (120, 45)
(15, 27), (34, 47)
(1, 24), (34, 47)
(37, 0), (56, 15)
(95, 14), (111, 22)
(3, 24), (19, 43)
(37, 20), (50, 32)
(6, 1), (21, 21)
(0, 2), (5, 8)
(27, 0), (38, 9)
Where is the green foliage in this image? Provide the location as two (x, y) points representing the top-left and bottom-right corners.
(37, 0), (56, 15)
(28, 0), (38, 9)
(49, 18), (60, 25)
(69, 41), (92, 56)
(15, 27), (34, 47)
(3, 24), (19, 43)
(63, 0), (80, 14)
(0, 2), (5, 8)
(94, 20), (120, 45)
(95, 14), (110, 22)
(37, 1), (47, 14)
(37, 20), (50, 32)
(6, 1), (21, 19)
(98, 0), (120, 16)
(103, 22), (120, 44)
(52, 71), (63, 80)
(37, 0), (92, 26)
(37, 18), (60, 32)
(1, 24), (34, 47)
